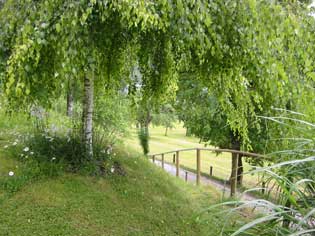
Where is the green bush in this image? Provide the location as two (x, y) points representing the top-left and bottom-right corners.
(94, 93), (132, 146)
(138, 127), (149, 155)
(25, 128), (115, 174)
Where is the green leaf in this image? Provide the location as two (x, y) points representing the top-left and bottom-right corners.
(55, 23), (61, 33)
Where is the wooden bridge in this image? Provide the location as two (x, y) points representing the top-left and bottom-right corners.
(149, 148), (268, 197)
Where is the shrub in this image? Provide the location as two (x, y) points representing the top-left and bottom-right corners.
(138, 127), (149, 155)
(24, 126), (116, 175)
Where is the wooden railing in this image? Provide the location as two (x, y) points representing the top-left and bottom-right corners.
(149, 148), (268, 197)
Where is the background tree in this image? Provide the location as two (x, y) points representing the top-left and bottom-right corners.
(175, 77), (262, 185)
(176, 67), (315, 186)
(152, 104), (177, 136)
(181, 0), (315, 149)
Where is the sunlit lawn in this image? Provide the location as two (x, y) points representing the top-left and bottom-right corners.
(126, 124), (261, 188)
(0, 152), (225, 236)
(0, 112), (229, 236)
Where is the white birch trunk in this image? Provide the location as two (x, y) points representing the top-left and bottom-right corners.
(66, 80), (74, 117)
(82, 75), (94, 159)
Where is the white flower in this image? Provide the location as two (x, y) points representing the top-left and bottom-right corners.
(25, 155), (28, 159)
(12, 142), (17, 146)
(8, 171), (14, 176)
(4, 145), (8, 149)
(50, 124), (58, 133)
(23, 147), (29, 152)
(113, 153), (116, 156)
(20, 153), (24, 157)
(30, 105), (45, 119)
(30, 152), (34, 155)
(110, 167), (115, 173)
(51, 157), (56, 161)
(106, 145), (113, 155)
(41, 22), (47, 28)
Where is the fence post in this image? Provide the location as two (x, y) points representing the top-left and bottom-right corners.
(161, 154), (164, 169)
(152, 155), (155, 163)
(173, 154), (175, 163)
(210, 166), (213, 176)
(196, 148), (201, 185)
(185, 171), (188, 182)
(176, 151), (179, 177)
(230, 153), (239, 197)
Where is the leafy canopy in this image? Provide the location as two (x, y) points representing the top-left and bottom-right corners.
(1, 0), (315, 146)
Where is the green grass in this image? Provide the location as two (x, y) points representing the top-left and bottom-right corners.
(126, 124), (261, 188)
(0, 111), (243, 235)
(0, 150), (228, 236)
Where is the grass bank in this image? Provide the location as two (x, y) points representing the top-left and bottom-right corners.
(0, 111), (244, 235)
(0, 150), (231, 235)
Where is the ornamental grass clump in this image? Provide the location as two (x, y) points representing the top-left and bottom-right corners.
(203, 115), (315, 236)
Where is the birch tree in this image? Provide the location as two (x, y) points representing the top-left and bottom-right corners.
(1, 0), (315, 161)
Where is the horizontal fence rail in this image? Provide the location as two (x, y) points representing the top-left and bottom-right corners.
(150, 148), (269, 159)
(148, 148), (269, 197)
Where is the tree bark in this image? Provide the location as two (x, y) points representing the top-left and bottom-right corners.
(230, 132), (243, 186)
(66, 79), (74, 117)
(185, 127), (191, 137)
(138, 109), (151, 155)
(82, 75), (94, 159)
(165, 126), (168, 136)
(237, 154), (243, 186)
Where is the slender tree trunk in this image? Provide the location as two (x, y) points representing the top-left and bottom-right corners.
(185, 127), (191, 137)
(230, 132), (243, 186)
(67, 80), (74, 117)
(82, 75), (94, 159)
(237, 154), (243, 186)
(139, 121), (150, 155)
(165, 126), (168, 136)
(139, 123), (149, 155)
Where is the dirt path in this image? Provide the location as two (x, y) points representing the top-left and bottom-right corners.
(152, 159), (256, 201)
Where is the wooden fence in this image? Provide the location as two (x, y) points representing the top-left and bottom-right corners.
(149, 148), (268, 197)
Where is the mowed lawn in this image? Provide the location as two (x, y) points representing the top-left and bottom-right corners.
(0, 152), (225, 236)
(0, 112), (231, 236)
(126, 124), (261, 188)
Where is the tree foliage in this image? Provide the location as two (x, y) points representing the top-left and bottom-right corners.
(1, 0), (315, 150)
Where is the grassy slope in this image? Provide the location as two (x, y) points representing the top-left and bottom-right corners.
(0, 150), (225, 236)
(126, 124), (260, 187)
